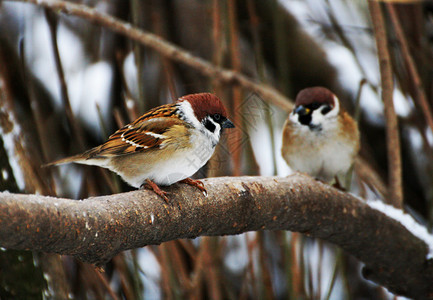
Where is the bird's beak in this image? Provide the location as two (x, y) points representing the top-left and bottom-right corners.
(294, 105), (310, 116)
(222, 118), (235, 128)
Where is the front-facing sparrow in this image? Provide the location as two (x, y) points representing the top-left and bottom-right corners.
(47, 93), (235, 201)
(281, 87), (360, 183)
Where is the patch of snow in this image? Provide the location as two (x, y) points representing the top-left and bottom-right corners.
(248, 121), (274, 176)
(248, 101), (287, 176)
(404, 127), (431, 192)
(0, 107), (26, 190)
(138, 247), (161, 299)
(1, 169), (9, 181)
(126, 98), (135, 109)
(323, 43), (384, 126)
(68, 61), (114, 135)
(426, 126), (433, 147)
(123, 51), (139, 99)
(367, 200), (433, 259)
(274, 127), (293, 176)
(224, 235), (250, 273)
(23, 8), (61, 104)
(21, 11), (113, 136)
(57, 165), (83, 199)
(393, 89), (412, 118)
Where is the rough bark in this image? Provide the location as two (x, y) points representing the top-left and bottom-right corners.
(0, 174), (432, 298)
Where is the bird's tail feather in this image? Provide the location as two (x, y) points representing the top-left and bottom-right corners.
(42, 154), (88, 167)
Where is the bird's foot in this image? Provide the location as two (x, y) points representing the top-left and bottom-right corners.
(179, 178), (208, 196)
(142, 179), (170, 203)
(332, 177), (346, 192)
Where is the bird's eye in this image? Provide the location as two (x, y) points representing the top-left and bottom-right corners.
(213, 113), (221, 121)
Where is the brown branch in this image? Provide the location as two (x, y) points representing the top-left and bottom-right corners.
(368, 0), (403, 208)
(6, 0), (293, 112)
(0, 174), (432, 298)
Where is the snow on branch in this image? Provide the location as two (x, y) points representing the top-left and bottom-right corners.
(0, 174), (432, 298)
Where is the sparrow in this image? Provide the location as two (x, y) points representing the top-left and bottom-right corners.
(281, 87), (360, 183)
(47, 93), (235, 201)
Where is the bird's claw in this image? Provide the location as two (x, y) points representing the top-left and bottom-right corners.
(142, 179), (170, 203)
(180, 178), (208, 196)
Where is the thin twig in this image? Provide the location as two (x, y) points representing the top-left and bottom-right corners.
(227, 0), (243, 176)
(368, 0), (403, 208)
(386, 3), (433, 134)
(93, 265), (120, 300)
(8, 0), (293, 112)
(44, 9), (86, 151)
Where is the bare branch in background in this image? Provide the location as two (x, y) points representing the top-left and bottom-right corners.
(386, 3), (433, 134)
(0, 174), (432, 298)
(6, 0), (293, 112)
(368, 0), (403, 208)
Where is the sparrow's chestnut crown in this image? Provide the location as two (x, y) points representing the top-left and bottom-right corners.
(180, 93), (234, 129)
(295, 87), (335, 108)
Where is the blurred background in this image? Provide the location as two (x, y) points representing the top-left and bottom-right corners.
(0, 0), (432, 299)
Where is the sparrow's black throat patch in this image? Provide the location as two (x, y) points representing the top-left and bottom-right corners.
(298, 114), (312, 127)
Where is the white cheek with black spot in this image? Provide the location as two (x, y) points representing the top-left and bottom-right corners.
(310, 96), (340, 128)
(200, 116), (221, 147)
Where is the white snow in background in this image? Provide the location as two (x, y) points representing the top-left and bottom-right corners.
(56, 165), (83, 199)
(21, 10), (113, 135)
(0, 107), (26, 190)
(249, 122), (275, 176)
(247, 97), (289, 176)
(426, 126), (433, 147)
(57, 22), (113, 134)
(24, 8), (61, 104)
(68, 61), (113, 134)
(303, 238), (343, 298)
(393, 89), (412, 118)
(224, 233), (255, 273)
(1, 169), (8, 181)
(404, 126), (432, 193)
(274, 127), (292, 176)
(324, 43), (385, 125)
(138, 247), (162, 299)
(367, 200), (433, 259)
(56, 21), (87, 78)
(123, 52), (139, 99)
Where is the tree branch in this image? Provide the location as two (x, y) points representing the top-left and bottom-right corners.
(6, 0), (293, 112)
(368, 0), (403, 208)
(0, 174), (432, 298)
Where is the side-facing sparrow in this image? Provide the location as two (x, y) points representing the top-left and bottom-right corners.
(281, 87), (360, 183)
(48, 93), (235, 201)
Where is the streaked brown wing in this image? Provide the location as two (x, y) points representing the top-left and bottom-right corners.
(87, 103), (182, 157)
